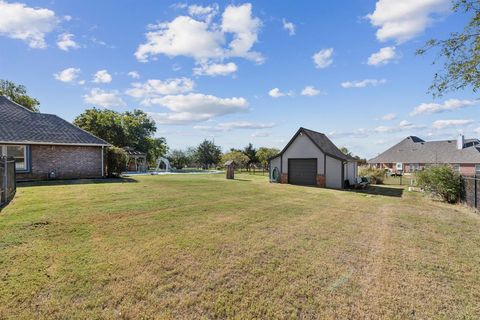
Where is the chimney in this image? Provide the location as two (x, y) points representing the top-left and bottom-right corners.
(457, 134), (465, 150)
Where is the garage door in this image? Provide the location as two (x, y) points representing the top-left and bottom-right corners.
(288, 159), (317, 185)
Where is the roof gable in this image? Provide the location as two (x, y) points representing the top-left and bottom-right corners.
(278, 127), (354, 161)
(0, 96), (110, 146)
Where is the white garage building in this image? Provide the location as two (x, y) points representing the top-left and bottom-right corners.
(269, 127), (358, 188)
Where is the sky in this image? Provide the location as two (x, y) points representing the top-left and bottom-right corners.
(0, 0), (479, 158)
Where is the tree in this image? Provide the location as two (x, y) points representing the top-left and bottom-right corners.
(340, 147), (367, 165)
(417, 0), (480, 97)
(243, 143), (258, 169)
(146, 137), (168, 165)
(221, 151), (250, 169)
(195, 140), (222, 169)
(74, 108), (162, 163)
(0, 80), (40, 111)
(168, 149), (189, 169)
(256, 147), (280, 168)
(106, 147), (128, 177)
(340, 147), (353, 157)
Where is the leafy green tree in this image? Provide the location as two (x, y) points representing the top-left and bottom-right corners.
(340, 147), (353, 157)
(243, 143), (258, 168)
(106, 147), (128, 177)
(417, 0), (480, 96)
(417, 165), (462, 203)
(221, 151), (250, 169)
(168, 149), (189, 169)
(74, 108), (126, 146)
(256, 147), (280, 168)
(195, 140), (222, 169)
(340, 147), (367, 165)
(146, 137), (168, 165)
(0, 80), (40, 111)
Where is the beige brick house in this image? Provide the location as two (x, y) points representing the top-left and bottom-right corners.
(0, 96), (110, 181)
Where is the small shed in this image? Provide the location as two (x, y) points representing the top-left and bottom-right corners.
(224, 160), (235, 179)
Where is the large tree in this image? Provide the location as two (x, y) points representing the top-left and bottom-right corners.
(417, 0), (480, 97)
(256, 147), (280, 168)
(167, 149), (189, 169)
(221, 150), (250, 169)
(74, 108), (165, 163)
(195, 140), (222, 169)
(0, 80), (40, 111)
(243, 143), (258, 168)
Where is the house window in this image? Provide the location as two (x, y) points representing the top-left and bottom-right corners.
(476, 164), (480, 175)
(409, 163), (420, 172)
(452, 164), (460, 173)
(1, 145), (29, 171)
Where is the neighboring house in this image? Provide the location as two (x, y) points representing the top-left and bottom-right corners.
(0, 96), (110, 181)
(368, 135), (480, 176)
(269, 127), (358, 188)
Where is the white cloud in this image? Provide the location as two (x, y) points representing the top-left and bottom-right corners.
(193, 62), (237, 76)
(54, 67), (80, 83)
(126, 78), (195, 104)
(341, 79), (386, 88)
(374, 120), (426, 133)
(313, 48), (334, 69)
(432, 119), (474, 129)
(268, 88), (292, 98)
(135, 3), (263, 64)
(367, 46), (398, 66)
(188, 4), (218, 23)
(83, 88), (126, 107)
(474, 127), (480, 134)
(92, 69), (112, 83)
(410, 99), (478, 116)
(381, 112), (397, 121)
(56, 33), (79, 51)
(366, 0), (449, 43)
(128, 71), (140, 79)
(146, 93), (248, 124)
(0, 1), (58, 48)
(251, 131), (270, 138)
(301, 86), (321, 96)
(216, 121), (274, 131)
(282, 18), (295, 36)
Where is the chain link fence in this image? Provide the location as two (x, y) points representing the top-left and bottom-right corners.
(0, 156), (16, 210)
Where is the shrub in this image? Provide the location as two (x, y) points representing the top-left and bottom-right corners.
(416, 165), (462, 203)
(358, 166), (386, 184)
(106, 147), (128, 177)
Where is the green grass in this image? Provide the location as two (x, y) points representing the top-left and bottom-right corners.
(1, 173), (480, 319)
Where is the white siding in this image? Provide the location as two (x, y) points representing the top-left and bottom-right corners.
(281, 134), (325, 174)
(270, 156), (280, 170)
(325, 155), (342, 189)
(345, 161), (358, 185)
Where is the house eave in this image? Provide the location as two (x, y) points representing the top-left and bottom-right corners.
(0, 140), (111, 147)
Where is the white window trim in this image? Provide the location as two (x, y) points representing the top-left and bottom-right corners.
(1, 144), (29, 172)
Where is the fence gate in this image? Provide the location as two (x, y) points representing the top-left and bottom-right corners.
(0, 156), (16, 210)
(461, 176), (479, 211)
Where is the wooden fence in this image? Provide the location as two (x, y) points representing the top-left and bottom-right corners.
(0, 156), (16, 210)
(461, 176), (479, 211)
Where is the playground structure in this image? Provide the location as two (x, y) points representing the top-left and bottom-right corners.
(152, 157), (171, 174)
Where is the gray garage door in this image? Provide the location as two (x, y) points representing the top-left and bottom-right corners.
(288, 159), (317, 185)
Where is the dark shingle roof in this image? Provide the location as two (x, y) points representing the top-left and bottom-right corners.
(368, 136), (480, 164)
(274, 127), (355, 161)
(0, 96), (110, 146)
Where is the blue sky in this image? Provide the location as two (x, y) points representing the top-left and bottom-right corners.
(0, 0), (478, 158)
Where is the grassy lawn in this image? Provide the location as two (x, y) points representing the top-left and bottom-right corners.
(1, 174), (480, 319)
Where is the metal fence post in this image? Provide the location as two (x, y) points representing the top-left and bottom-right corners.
(3, 157), (6, 205)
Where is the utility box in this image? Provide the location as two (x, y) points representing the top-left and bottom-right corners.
(224, 160), (235, 180)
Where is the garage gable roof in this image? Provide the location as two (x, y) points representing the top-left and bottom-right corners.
(274, 127), (355, 162)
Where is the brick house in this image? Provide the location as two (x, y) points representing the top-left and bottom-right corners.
(368, 135), (480, 176)
(0, 96), (110, 181)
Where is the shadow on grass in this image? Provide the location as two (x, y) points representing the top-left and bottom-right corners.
(17, 177), (138, 188)
(350, 185), (404, 198)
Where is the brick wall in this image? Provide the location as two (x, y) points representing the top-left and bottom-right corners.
(17, 145), (104, 181)
(316, 174), (326, 187)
